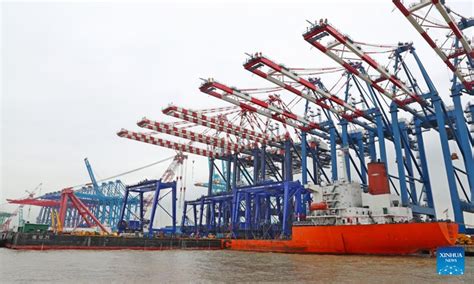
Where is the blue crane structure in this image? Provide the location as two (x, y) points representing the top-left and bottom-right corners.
(11, 154), (186, 234)
(118, 0), (473, 237)
(118, 179), (177, 237)
(117, 154), (188, 236)
(31, 158), (140, 230)
(393, 0), (473, 232)
(194, 160), (236, 195)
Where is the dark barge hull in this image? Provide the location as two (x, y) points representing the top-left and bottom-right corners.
(2, 232), (223, 251)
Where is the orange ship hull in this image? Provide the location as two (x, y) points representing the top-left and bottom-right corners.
(228, 222), (458, 255)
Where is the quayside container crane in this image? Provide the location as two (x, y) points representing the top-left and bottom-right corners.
(392, 0), (473, 233)
(117, 0), (472, 237)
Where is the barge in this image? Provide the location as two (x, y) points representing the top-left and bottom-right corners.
(2, 231), (222, 251)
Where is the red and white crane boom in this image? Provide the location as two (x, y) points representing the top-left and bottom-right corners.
(244, 54), (370, 121)
(117, 129), (224, 159)
(199, 79), (328, 137)
(161, 154), (187, 183)
(303, 21), (430, 115)
(138, 117), (247, 153)
(162, 105), (281, 145)
(392, 0), (473, 91)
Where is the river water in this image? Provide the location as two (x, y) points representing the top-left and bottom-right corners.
(0, 248), (472, 283)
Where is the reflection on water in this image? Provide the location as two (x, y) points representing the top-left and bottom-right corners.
(0, 248), (472, 283)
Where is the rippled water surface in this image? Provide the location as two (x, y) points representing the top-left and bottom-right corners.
(1, 248), (473, 283)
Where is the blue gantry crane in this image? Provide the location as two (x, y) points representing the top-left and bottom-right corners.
(9, 158), (141, 230)
(194, 160), (235, 195)
(118, 179), (177, 237)
(393, 0), (473, 232)
(118, 0), (473, 238)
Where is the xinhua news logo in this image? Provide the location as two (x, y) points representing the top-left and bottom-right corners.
(437, 246), (465, 275)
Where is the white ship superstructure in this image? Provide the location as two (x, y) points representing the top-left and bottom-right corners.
(306, 181), (413, 225)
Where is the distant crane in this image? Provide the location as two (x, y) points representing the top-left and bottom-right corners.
(1, 211), (16, 231)
(84, 158), (100, 194)
(24, 183), (42, 219)
(142, 153), (187, 215)
(194, 160), (230, 194)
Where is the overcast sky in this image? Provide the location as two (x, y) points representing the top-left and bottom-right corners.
(1, 0), (472, 226)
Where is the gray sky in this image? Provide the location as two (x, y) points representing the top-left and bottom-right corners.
(1, 0), (473, 226)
